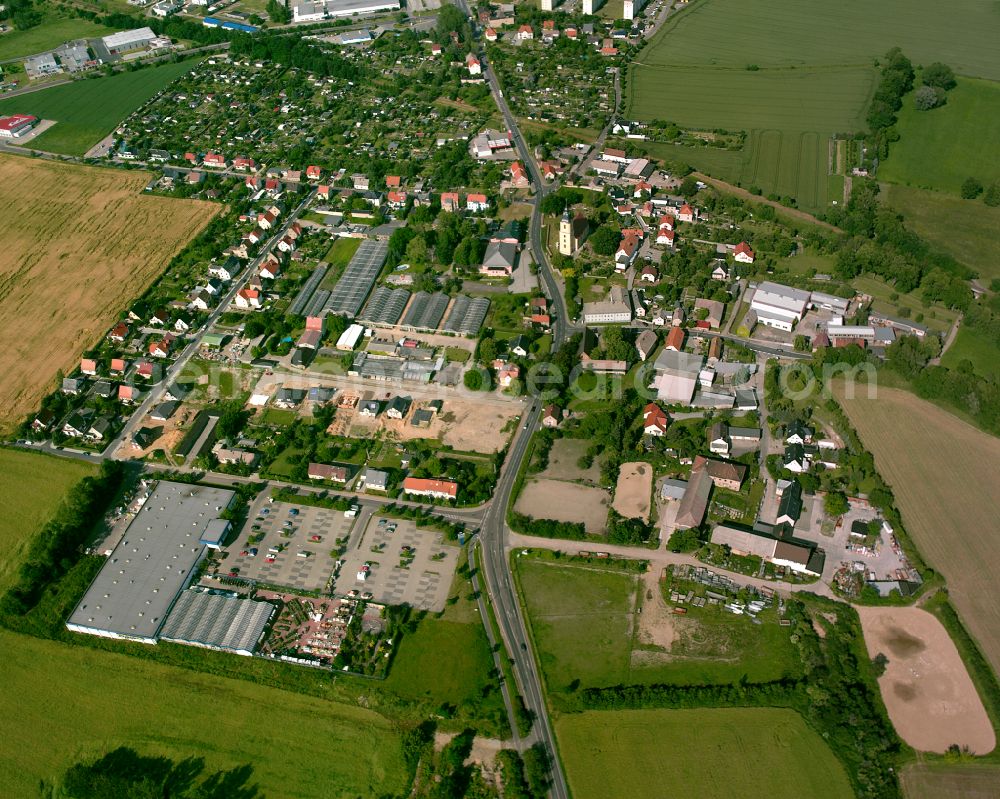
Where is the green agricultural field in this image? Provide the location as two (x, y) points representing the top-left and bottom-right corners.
(629, 0), (1000, 210)
(941, 326), (1000, 380)
(639, 0), (1000, 80)
(0, 17), (117, 61)
(0, 629), (409, 798)
(516, 558), (802, 691)
(0, 60), (195, 155)
(882, 184), (1000, 282)
(0, 449), (95, 594)
(556, 708), (854, 799)
(879, 78), (1000, 195)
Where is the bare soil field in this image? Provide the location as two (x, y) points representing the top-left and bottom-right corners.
(612, 461), (654, 522)
(836, 386), (1000, 678)
(635, 567), (678, 651)
(901, 763), (1000, 799)
(857, 605), (994, 754)
(439, 399), (520, 453)
(0, 155), (218, 433)
(515, 478), (610, 533)
(540, 437), (602, 483)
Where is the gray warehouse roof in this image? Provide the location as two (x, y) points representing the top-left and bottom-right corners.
(67, 482), (235, 643)
(159, 590), (274, 655)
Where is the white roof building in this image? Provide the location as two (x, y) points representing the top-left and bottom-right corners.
(749, 281), (811, 331)
(102, 27), (157, 53)
(336, 323), (365, 350)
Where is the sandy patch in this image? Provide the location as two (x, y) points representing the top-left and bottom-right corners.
(439, 400), (520, 453)
(515, 478), (610, 533)
(612, 461), (653, 522)
(857, 605), (994, 754)
(636, 567), (677, 650)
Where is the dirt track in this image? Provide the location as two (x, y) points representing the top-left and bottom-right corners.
(857, 605), (994, 755)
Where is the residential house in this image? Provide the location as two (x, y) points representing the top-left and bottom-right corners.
(783, 443), (810, 473)
(695, 456), (746, 490)
(80, 358), (98, 376)
(359, 400), (380, 417)
(665, 326), (685, 352)
(775, 480), (803, 526)
(708, 422), (730, 455)
(467, 193), (489, 212)
(362, 468), (389, 491)
(402, 477), (458, 501)
(308, 463), (351, 483)
(643, 402), (669, 436)
(108, 322), (130, 342)
(734, 242), (755, 264)
(441, 192), (460, 212)
(118, 384), (142, 404)
(694, 298), (724, 329)
(541, 404), (560, 428)
(785, 421), (814, 445)
(614, 231), (641, 271)
(674, 463), (713, 529)
(497, 363), (521, 388)
(274, 387), (305, 408)
(509, 335), (531, 358)
(636, 329), (658, 361)
(386, 395), (412, 419)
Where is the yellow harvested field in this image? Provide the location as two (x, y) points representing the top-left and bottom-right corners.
(836, 386), (1000, 677)
(0, 155), (218, 433)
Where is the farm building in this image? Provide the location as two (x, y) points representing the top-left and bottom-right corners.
(650, 349), (704, 404)
(66, 482), (236, 644)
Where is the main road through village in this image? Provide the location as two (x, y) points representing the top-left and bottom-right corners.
(10, 8), (822, 794)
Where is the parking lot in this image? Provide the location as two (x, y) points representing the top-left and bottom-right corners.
(793, 496), (913, 582)
(225, 495), (356, 592)
(334, 515), (460, 612)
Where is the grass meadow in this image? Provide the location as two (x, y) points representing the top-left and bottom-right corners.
(941, 326), (1000, 380)
(556, 708), (854, 799)
(879, 78), (1000, 195)
(880, 184), (1000, 283)
(516, 558), (802, 692)
(0, 629), (409, 798)
(0, 449), (95, 594)
(0, 60), (195, 155)
(0, 17), (116, 61)
(628, 0), (1000, 210)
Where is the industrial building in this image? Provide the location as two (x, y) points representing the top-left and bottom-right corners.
(102, 27), (157, 55)
(0, 114), (38, 138)
(749, 281), (811, 331)
(293, 0), (400, 21)
(159, 590), (274, 656)
(66, 482), (235, 644)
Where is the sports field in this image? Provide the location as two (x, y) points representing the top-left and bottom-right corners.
(0, 155), (218, 433)
(517, 559), (802, 691)
(0, 629), (409, 798)
(0, 17), (117, 61)
(0, 60), (194, 155)
(836, 386), (1000, 680)
(629, 0), (1000, 210)
(881, 184), (1000, 282)
(879, 78), (1000, 195)
(0, 449), (95, 594)
(556, 708), (854, 799)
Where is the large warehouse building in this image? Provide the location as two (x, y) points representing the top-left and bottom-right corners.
(293, 0), (399, 21)
(66, 482), (235, 644)
(749, 281), (811, 331)
(650, 349), (704, 404)
(102, 27), (157, 55)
